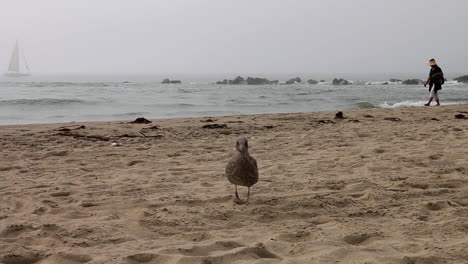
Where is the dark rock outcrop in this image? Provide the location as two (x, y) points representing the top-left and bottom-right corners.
(246, 77), (278, 85)
(230, 76), (245, 84)
(216, 76), (246, 85)
(285, 77), (302, 84)
(454, 75), (468, 83)
(389, 78), (402, 83)
(162, 78), (181, 84)
(306, 79), (318, 84)
(402, 79), (422, 85)
(332, 78), (350, 85)
(215, 76), (280, 85)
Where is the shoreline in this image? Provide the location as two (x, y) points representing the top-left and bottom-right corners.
(1, 105), (467, 263)
(1, 103), (467, 127)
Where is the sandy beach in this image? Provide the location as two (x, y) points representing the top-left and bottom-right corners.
(0, 105), (467, 264)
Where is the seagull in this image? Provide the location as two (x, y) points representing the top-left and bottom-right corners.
(225, 138), (259, 203)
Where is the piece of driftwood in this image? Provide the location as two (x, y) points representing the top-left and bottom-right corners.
(52, 125), (86, 132)
(114, 134), (139, 138)
(202, 124), (227, 129)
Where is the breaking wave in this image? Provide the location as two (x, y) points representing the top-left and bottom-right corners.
(380, 100), (461, 108)
(0, 98), (93, 106)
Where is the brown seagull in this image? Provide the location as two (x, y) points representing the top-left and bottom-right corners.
(225, 138), (259, 203)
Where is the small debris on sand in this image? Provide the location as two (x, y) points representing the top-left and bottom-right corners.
(226, 120), (244, 123)
(317, 120), (335, 124)
(202, 124), (227, 129)
(200, 119), (216, 123)
(335, 111), (344, 119)
(130, 117), (152, 124)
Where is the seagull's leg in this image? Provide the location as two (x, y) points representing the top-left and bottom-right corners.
(246, 187), (250, 203)
(235, 185), (240, 200)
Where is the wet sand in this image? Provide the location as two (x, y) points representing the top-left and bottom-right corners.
(0, 105), (467, 263)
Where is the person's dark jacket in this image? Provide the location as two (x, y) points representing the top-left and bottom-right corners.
(429, 65), (444, 91)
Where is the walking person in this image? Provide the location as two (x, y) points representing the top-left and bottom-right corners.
(424, 58), (444, 106)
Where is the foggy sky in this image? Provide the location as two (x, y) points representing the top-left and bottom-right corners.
(1, 0), (467, 75)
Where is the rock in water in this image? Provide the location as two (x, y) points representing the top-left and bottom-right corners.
(231, 76), (245, 84)
(285, 77), (302, 84)
(332, 78), (350, 85)
(161, 78), (181, 84)
(246, 77), (278, 85)
(454, 75), (468, 83)
(402, 79), (422, 85)
(225, 138), (259, 203)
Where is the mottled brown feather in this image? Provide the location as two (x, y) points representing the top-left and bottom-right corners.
(225, 138), (259, 187)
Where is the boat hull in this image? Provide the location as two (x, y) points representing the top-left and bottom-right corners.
(4, 72), (30, 77)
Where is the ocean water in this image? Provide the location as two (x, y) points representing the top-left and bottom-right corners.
(0, 75), (467, 125)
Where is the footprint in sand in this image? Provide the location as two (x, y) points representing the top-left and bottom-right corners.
(46, 253), (92, 263)
(343, 232), (383, 245)
(402, 256), (446, 264)
(0, 251), (46, 264)
(127, 160), (144, 166)
(125, 253), (172, 263)
(426, 201), (450, 211)
(0, 224), (35, 237)
(125, 241), (280, 263)
(42, 199), (59, 208)
(200, 182), (214, 187)
(42, 150), (69, 158)
(32, 206), (47, 215)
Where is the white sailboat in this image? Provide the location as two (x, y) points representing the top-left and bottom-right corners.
(4, 40), (30, 77)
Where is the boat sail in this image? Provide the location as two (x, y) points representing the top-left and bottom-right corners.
(5, 40), (30, 77)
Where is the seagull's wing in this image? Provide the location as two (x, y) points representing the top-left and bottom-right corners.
(250, 156), (259, 178)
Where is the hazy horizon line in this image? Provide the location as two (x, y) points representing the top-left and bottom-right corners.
(2, 71), (466, 77)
